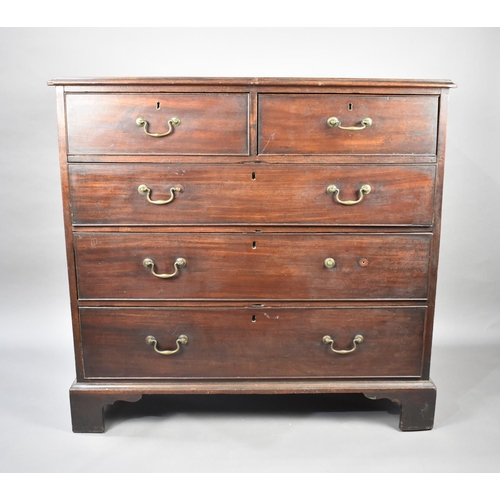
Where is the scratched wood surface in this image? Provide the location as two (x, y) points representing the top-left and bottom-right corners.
(80, 306), (426, 379)
(48, 77), (455, 432)
(69, 163), (436, 226)
(74, 232), (431, 300)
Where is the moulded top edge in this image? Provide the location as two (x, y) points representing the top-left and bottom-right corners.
(47, 77), (457, 88)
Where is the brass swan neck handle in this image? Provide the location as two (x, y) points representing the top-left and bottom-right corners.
(136, 116), (180, 137)
(146, 335), (188, 355)
(322, 334), (364, 354)
(143, 257), (187, 279)
(326, 184), (371, 205)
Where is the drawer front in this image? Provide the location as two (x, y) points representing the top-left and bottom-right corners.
(80, 306), (426, 379)
(74, 233), (431, 300)
(258, 94), (438, 155)
(66, 93), (249, 155)
(69, 164), (435, 226)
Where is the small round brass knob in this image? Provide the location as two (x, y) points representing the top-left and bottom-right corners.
(324, 258), (336, 269)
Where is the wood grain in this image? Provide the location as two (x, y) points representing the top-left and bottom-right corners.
(74, 232), (431, 300)
(79, 306), (426, 379)
(66, 93), (249, 155)
(69, 163), (436, 226)
(48, 77), (455, 432)
(48, 77), (457, 88)
(69, 378), (437, 432)
(258, 94), (438, 155)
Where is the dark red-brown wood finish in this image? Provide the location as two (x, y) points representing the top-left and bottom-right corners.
(74, 233), (431, 300)
(48, 77), (456, 432)
(80, 307), (426, 379)
(69, 163), (436, 226)
(66, 93), (249, 155)
(258, 94), (439, 155)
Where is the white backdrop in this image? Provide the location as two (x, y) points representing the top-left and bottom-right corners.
(1, 27), (499, 473)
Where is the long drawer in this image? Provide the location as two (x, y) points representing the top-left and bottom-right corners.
(69, 163), (436, 226)
(80, 306), (426, 379)
(74, 233), (431, 300)
(258, 94), (438, 155)
(66, 93), (249, 155)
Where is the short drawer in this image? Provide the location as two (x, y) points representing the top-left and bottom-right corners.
(69, 163), (435, 226)
(74, 233), (431, 300)
(66, 93), (249, 155)
(258, 94), (438, 155)
(80, 306), (426, 379)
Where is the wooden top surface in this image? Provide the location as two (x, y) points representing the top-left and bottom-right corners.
(47, 76), (457, 88)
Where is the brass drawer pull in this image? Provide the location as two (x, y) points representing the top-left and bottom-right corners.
(138, 184), (181, 205)
(326, 184), (371, 205)
(146, 334), (188, 356)
(136, 116), (180, 137)
(143, 257), (187, 279)
(324, 258), (336, 269)
(327, 116), (372, 130)
(322, 334), (364, 354)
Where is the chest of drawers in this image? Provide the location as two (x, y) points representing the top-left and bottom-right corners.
(48, 77), (455, 432)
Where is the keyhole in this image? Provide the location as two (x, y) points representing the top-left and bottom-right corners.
(252, 241), (257, 249)
(252, 315), (256, 322)
(252, 172), (256, 180)
(156, 102), (161, 110)
(348, 102), (353, 111)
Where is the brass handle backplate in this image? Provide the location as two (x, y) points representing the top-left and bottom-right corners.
(327, 116), (373, 130)
(146, 334), (188, 356)
(143, 257), (187, 279)
(326, 184), (371, 205)
(322, 334), (364, 354)
(136, 116), (180, 137)
(138, 184), (181, 205)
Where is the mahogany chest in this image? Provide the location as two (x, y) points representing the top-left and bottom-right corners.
(48, 77), (455, 432)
